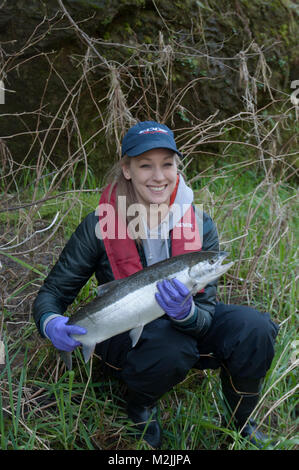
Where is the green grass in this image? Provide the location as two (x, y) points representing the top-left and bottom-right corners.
(0, 163), (298, 451)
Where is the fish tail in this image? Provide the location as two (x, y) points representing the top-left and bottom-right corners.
(59, 350), (72, 370)
(82, 344), (95, 363)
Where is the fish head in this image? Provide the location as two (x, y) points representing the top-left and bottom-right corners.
(188, 251), (233, 290)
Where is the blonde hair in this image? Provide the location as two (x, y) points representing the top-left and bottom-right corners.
(104, 155), (136, 209)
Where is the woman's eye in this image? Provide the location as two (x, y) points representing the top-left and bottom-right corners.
(139, 162), (173, 169)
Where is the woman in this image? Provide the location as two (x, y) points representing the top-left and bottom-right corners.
(33, 121), (279, 449)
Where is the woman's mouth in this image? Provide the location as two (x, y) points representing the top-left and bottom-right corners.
(147, 185), (167, 193)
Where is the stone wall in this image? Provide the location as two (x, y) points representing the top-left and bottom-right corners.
(0, 0), (298, 173)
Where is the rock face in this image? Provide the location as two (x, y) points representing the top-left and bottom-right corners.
(0, 0), (298, 172)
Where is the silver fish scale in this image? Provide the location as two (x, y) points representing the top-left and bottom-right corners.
(69, 251), (221, 323)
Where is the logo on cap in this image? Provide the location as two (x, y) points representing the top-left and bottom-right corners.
(138, 127), (169, 135)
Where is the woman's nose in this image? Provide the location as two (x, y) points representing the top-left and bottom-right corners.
(152, 166), (165, 181)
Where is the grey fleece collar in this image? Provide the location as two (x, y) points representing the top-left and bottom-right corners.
(142, 174), (194, 266)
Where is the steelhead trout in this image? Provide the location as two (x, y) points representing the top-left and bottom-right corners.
(60, 251), (233, 369)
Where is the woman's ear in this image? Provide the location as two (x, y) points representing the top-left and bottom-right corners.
(121, 163), (131, 180)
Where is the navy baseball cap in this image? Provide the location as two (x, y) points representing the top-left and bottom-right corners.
(121, 121), (183, 158)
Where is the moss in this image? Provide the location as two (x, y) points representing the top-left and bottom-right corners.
(1, 0), (298, 172)
(124, 22), (134, 35)
(278, 23), (290, 46)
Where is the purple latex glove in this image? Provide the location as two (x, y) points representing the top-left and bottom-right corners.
(155, 278), (193, 320)
(45, 316), (87, 352)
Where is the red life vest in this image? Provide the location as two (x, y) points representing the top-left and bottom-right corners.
(98, 177), (202, 280)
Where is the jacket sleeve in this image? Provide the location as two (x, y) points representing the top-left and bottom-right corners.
(33, 211), (104, 336)
(171, 210), (219, 339)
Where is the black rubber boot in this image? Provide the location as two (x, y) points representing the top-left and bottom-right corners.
(220, 369), (275, 448)
(126, 389), (162, 448)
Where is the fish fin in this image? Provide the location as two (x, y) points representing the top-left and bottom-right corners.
(82, 344), (95, 363)
(59, 350), (72, 370)
(129, 325), (144, 348)
(97, 279), (124, 297)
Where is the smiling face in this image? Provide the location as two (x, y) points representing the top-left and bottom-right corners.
(121, 148), (178, 210)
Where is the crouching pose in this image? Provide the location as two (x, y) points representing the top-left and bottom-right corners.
(33, 121), (279, 448)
